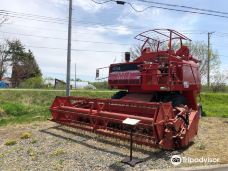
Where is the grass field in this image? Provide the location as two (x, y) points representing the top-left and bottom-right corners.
(0, 90), (114, 126)
(200, 92), (228, 117)
(0, 89), (227, 126)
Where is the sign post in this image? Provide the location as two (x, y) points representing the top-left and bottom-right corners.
(121, 118), (143, 167)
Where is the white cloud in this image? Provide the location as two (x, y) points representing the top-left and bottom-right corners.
(50, 0), (106, 13)
(73, 0), (110, 13)
(80, 25), (132, 35)
(114, 25), (132, 35)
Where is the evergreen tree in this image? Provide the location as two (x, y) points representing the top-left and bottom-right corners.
(6, 40), (42, 87)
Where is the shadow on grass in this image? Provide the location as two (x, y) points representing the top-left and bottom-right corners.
(40, 125), (194, 170)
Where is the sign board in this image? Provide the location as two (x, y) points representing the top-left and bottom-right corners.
(123, 118), (140, 126)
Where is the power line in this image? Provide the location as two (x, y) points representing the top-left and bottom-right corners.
(0, 10), (68, 22)
(0, 38), (226, 55)
(135, 0), (228, 15)
(1, 9), (137, 28)
(3, 23), (68, 33)
(2, 0), (228, 30)
(220, 54), (228, 57)
(90, 0), (228, 19)
(0, 37), (123, 53)
(33, 46), (123, 53)
(1, 29), (219, 50)
(127, 3), (228, 19)
(0, 12), (67, 25)
(0, 31), (131, 46)
(0, 10), (97, 25)
(0, 9), (220, 34)
(0, 30), (213, 47)
(2, 20), (206, 34)
(214, 33), (228, 38)
(1, 18), (211, 36)
(0, 10), (143, 31)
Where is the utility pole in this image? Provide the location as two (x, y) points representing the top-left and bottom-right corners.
(207, 32), (214, 88)
(66, 0), (72, 96)
(75, 63), (76, 89)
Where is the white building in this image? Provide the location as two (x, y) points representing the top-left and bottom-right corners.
(44, 78), (95, 89)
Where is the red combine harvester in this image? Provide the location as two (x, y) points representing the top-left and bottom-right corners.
(50, 29), (201, 150)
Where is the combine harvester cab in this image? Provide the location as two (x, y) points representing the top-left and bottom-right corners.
(50, 29), (201, 150)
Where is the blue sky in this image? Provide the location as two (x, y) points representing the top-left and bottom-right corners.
(0, 0), (227, 81)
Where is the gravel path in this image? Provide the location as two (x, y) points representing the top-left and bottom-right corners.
(0, 117), (227, 171)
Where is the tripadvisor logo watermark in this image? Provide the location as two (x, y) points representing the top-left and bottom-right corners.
(171, 155), (182, 166)
(171, 155), (219, 166)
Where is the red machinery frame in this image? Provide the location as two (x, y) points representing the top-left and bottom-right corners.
(135, 29), (191, 52)
(50, 29), (201, 150)
(50, 96), (199, 149)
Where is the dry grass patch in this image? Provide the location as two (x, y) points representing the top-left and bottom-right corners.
(183, 117), (228, 164)
(30, 139), (37, 144)
(20, 132), (32, 139)
(5, 140), (17, 146)
(51, 148), (65, 156)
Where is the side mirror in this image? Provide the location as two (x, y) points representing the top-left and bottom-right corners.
(96, 69), (99, 78)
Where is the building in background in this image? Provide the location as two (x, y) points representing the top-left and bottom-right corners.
(44, 78), (95, 89)
(0, 77), (12, 88)
(0, 81), (8, 88)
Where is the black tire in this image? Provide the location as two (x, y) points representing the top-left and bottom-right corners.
(197, 103), (203, 117)
(111, 91), (127, 99)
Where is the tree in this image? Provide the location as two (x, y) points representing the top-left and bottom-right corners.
(0, 42), (11, 79)
(130, 41), (220, 82)
(0, 15), (10, 79)
(189, 41), (220, 82)
(19, 76), (44, 89)
(130, 44), (142, 60)
(210, 70), (228, 92)
(0, 15), (8, 26)
(6, 40), (42, 87)
(130, 39), (179, 60)
(76, 78), (82, 82)
(90, 81), (109, 89)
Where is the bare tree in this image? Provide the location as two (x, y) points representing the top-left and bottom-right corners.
(0, 15), (8, 26)
(189, 41), (220, 82)
(210, 70), (228, 92)
(130, 44), (141, 60)
(130, 39), (180, 60)
(0, 14), (9, 79)
(0, 42), (10, 79)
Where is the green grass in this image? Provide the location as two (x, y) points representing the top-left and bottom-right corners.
(0, 90), (115, 126)
(200, 92), (228, 117)
(0, 90), (227, 126)
(0, 102), (50, 126)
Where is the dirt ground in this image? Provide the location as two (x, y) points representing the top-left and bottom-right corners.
(0, 117), (227, 171)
